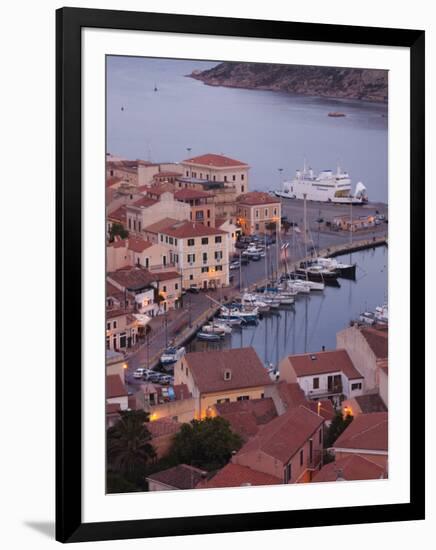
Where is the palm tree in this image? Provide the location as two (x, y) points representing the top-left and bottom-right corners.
(107, 410), (156, 480)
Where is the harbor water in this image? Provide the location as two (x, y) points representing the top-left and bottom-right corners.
(187, 246), (388, 365)
(107, 57), (388, 203)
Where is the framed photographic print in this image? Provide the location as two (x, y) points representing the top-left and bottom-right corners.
(56, 7), (425, 543)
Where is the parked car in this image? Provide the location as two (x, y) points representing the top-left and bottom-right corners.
(159, 374), (174, 385)
(133, 368), (147, 379)
(186, 285), (200, 294)
(229, 260), (240, 270)
(147, 372), (163, 384)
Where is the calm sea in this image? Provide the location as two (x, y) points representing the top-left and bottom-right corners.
(107, 57), (388, 203)
(188, 246), (388, 363)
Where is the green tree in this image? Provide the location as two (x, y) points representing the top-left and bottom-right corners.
(324, 412), (353, 448)
(109, 222), (129, 242)
(107, 410), (156, 489)
(168, 417), (243, 471)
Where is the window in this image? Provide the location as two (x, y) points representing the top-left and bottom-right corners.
(313, 377), (319, 389)
(133, 220), (136, 231)
(213, 175), (216, 181)
(215, 265), (223, 271)
(145, 257), (149, 268)
(232, 175), (236, 181)
(128, 218), (132, 230)
(187, 238), (195, 246)
(215, 236), (222, 243)
(113, 321), (117, 329)
(207, 209), (211, 217)
(237, 395), (249, 401)
(202, 252), (208, 263)
(255, 209), (259, 218)
(201, 237), (209, 245)
(217, 398), (230, 404)
(186, 171), (189, 177)
(241, 185), (245, 193)
(106, 322), (110, 331)
(160, 235), (163, 242)
(120, 333), (127, 348)
(187, 253), (195, 263)
(273, 208), (277, 216)
(175, 239), (178, 245)
(196, 211), (204, 221)
(319, 429), (322, 444)
(163, 285), (167, 292)
(175, 283), (178, 290)
(224, 175), (227, 182)
(265, 208), (268, 217)
(215, 251), (223, 260)
(255, 223), (259, 231)
(200, 173), (202, 179)
(351, 382), (362, 391)
(284, 463), (292, 483)
(300, 449), (304, 466)
(189, 274), (193, 280)
(165, 236), (168, 243)
(169, 237), (173, 245)
(138, 221), (141, 232)
(201, 267), (209, 273)
(241, 174), (245, 180)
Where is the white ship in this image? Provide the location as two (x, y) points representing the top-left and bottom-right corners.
(274, 161), (368, 204)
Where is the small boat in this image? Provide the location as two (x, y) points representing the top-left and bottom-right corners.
(220, 306), (259, 324)
(154, 83), (158, 92)
(197, 332), (222, 341)
(328, 112), (346, 117)
(160, 346), (186, 365)
(359, 311), (376, 325)
(314, 257), (356, 280)
(296, 265), (340, 285)
(374, 304), (388, 323)
(202, 322), (232, 335)
(215, 316), (244, 326)
(278, 295), (295, 305)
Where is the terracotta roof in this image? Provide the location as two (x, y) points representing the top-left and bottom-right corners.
(127, 237), (153, 253)
(236, 405), (324, 464)
(143, 217), (179, 234)
(174, 188), (211, 201)
(146, 464), (207, 489)
(361, 326), (388, 359)
(183, 347), (272, 394)
(147, 183), (175, 196)
(106, 308), (129, 320)
(147, 418), (182, 438)
(161, 220), (226, 239)
(237, 191), (280, 206)
(275, 382), (306, 410)
(106, 281), (125, 299)
(183, 153), (248, 168)
(108, 236), (127, 249)
(354, 394), (388, 414)
(333, 412), (388, 452)
(106, 374), (127, 399)
(215, 398), (277, 440)
(108, 205), (127, 223)
(106, 176), (123, 188)
(106, 403), (121, 415)
(198, 464), (281, 489)
(131, 196), (158, 208)
(107, 267), (156, 291)
(304, 400), (336, 422)
(288, 349), (363, 380)
(313, 455), (386, 483)
(153, 271), (181, 282)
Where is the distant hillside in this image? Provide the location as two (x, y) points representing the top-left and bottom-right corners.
(189, 62), (388, 103)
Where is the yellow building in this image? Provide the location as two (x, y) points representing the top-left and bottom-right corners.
(236, 192), (281, 236)
(157, 220), (230, 290)
(180, 153), (249, 196)
(174, 347), (273, 419)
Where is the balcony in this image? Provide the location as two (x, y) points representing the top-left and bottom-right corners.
(307, 384), (343, 399)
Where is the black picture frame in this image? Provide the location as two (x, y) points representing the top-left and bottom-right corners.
(56, 7), (425, 543)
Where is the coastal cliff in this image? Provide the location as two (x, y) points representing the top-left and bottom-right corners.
(189, 62), (388, 103)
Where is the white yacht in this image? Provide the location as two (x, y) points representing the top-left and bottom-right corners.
(275, 161), (368, 204)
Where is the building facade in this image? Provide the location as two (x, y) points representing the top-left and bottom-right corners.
(236, 192), (281, 236)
